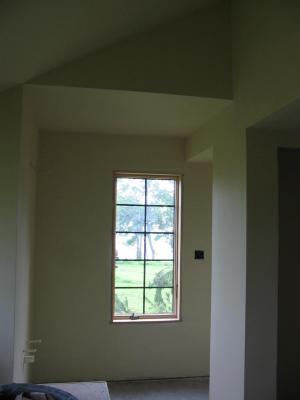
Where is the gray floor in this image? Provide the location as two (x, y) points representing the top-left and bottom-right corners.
(108, 377), (209, 400)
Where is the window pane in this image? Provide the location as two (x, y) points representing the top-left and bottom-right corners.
(117, 178), (145, 205)
(146, 206), (174, 232)
(145, 261), (173, 287)
(147, 179), (175, 205)
(115, 261), (144, 287)
(116, 205), (145, 232)
(115, 288), (143, 315)
(116, 233), (144, 259)
(145, 288), (174, 314)
(113, 174), (180, 321)
(145, 233), (174, 260)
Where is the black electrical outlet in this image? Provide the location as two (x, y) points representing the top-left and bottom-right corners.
(195, 250), (204, 260)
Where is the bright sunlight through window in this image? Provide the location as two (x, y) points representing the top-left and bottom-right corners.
(112, 172), (181, 322)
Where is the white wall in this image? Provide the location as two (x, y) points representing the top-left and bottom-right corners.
(232, 0), (300, 127)
(245, 129), (300, 400)
(187, 105), (247, 400)
(33, 1), (231, 100)
(185, 2), (300, 398)
(31, 132), (212, 382)
(13, 90), (38, 382)
(0, 87), (23, 383)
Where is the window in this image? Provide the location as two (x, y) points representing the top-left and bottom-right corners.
(112, 172), (181, 322)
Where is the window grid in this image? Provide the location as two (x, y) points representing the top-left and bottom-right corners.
(116, 179), (175, 312)
(112, 173), (181, 322)
(143, 179), (147, 313)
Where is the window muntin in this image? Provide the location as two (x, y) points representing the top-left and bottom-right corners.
(112, 173), (181, 322)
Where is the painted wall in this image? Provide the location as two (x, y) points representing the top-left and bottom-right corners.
(33, 1), (231, 100)
(13, 90), (38, 382)
(187, 105), (246, 400)
(232, 2), (300, 399)
(31, 133), (212, 382)
(185, 2), (300, 399)
(245, 129), (300, 400)
(232, 0), (300, 126)
(0, 87), (23, 383)
(2, 0), (299, 395)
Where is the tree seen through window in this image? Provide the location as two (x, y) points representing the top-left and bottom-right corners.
(112, 174), (181, 321)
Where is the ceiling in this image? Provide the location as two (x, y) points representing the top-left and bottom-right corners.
(27, 84), (231, 137)
(0, 0), (214, 90)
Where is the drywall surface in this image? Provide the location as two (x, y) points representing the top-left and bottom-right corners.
(246, 129), (300, 400)
(13, 92), (38, 382)
(189, 118), (300, 400)
(0, 0), (226, 89)
(187, 105), (247, 400)
(186, 2), (300, 399)
(27, 84), (231, 137)
(0, 87), (22, 383)
(232, 0), (300, 127)
(277, 148), (300, 399)
(31, 133), (212, 382)
(33, 2), (231, 99)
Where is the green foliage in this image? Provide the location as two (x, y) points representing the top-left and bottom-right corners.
(114, 262), (173, 315)
(115, 293), (131, 314)
(149, 268), (173, 287)
(149, 268), (173, 312)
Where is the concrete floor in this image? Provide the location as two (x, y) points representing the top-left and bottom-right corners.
(108, 377), (209, 400)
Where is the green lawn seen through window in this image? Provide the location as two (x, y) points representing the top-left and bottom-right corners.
(115, 260), (174, 315)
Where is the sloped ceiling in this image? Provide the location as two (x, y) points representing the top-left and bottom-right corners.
(0, 0), (214, 90)
(32, 1), (231, 100)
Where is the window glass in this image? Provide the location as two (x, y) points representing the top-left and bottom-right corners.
(116, 178), (145, 205)
(112, 174), (180, 322)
